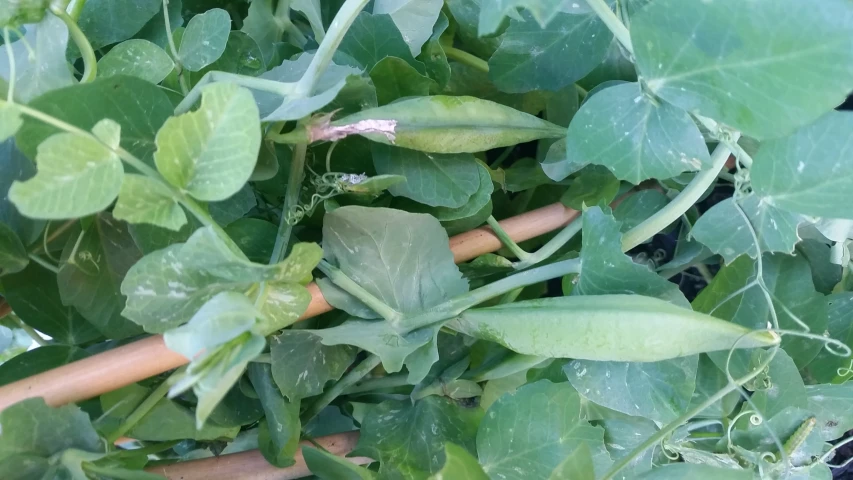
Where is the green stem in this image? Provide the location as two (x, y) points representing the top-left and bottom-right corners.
(107, 368), (184, 443)
(28, 253), (60, 273)
(490, 146), (514, 169)
(486, 216), (530, 261)
(9, 313), (48, 346)
(293, 0), (371, 97)
(600, 346), (777, 480)
(317, 260), (403, 323)
(302, 354), (380, 422)
(575, 83), (589, 100)
(162, 0), (188, 95)
(51, 8), (97, 82)
(69, 0), (87, 22)
(269, 142), (307, 263)
(274, 0), (309, 46)
(342, 373), (410, 395)
(584, 0), (634, 56)
(444, 46), (489, 73)
(621, 138), (736, 251)
(695, 262), (715, 284)
(3, 29), (15, 101)
(513, 220), (583, 270)
(175, 70), (297, 113)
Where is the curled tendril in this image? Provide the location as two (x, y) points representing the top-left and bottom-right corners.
(749, 414), (762, 426)
(837, 359), (853, 378)
(660, 442), (680, 461)
(285, 171), (372, 225)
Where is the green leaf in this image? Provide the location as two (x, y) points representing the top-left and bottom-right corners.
(352, 396), (482, 477)
(691, 195), (802, 264)
(430, 443), (487, 480)
(163, 291), (260, 360)
(193, 31), (264, 79)
(323, 206), (468, 314)
(612, 189), (669, 233)
(560, 166), (620, 210)
(488, 11), (612, 93)
(98, 39), (175, 84)
(418, 12), (451, 89)
(270, 330), (357, 401)
(16, 75), (174, 164)
(575, 207), (689, 307)
(305, 447), (377, 479)
(804, 293), (853, 383)
(631, 0), (853, 140)
(565, 356), (698, 423)
(373, 0), (443, 57)
(806, 382), (853, 441)
(3, 263), (101, 345)
(0, 14), (75, 102)
(730, 406), (824, 468)
(154, 82), (261, 202)
(751, 111), (853, 219)
(135, 0), (183, 49)
(208, 184), (256, 226)
(478, 0), (589, 36)
(373, 145), (480, 208)
(241, 0), (281, 67)
(0, 397), (102, 462)
(442, 62), (544, 115)
(0, 140), (43, 244)
(248, 364), (301, 468)
(637, 464), (752, 480)
(113, 174), (187, 231)
(597, 415), (658, 478)
(121, 225), (320, 332)
(178, 8), (232, 72)
(397, 164), (494, 221)
(0, 104), (22, 143)
(57, 214), (144, 339)
(687, 354), (738, 418)
(338, 12), (426, 73)
(370, 57), (434, 105)
(0, 222), (27, 276)
(548, 442), (595, 480)
(291, 0), (324, 43)
(0, 345), (88, 386)
(743, 349), (807, 420)
(10, 119), (123, 219)
(328, 96), (564, 153)
(77, 0), (161, 50)
(565, 82), (710, 183)
(476, 380), (611, 479)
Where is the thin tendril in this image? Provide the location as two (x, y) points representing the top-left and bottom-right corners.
(820, 435), (853, 465)
(3, 28), (15, 102)
(325, 141), (339, 172)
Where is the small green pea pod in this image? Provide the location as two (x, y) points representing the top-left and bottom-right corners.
(0, 0), (48, 28)
(449, 295), (780, 362)
(315, 96), (565, 154)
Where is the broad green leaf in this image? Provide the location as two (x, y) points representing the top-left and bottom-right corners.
(548, 442), (595, 480)
(373, 0), (443, 57)
(248, 364), (301, 468)
(0, 13), (75, 102)
(316, 277), (378, 319)
(253, 53), (361, 121)
(352, 396), (482, 477)
(804, 293), (853, 383)
(744, 349), (807, 420)
(77, 0), (161, 50)
(128, 215), (199, 254)
(418, 12), (451, 89)
(430, 443), (488, 480)
(155, 83), (261, 202)
(373, 145), (480, 208)
(565, 356), (698, 423)
(0, 140), (43, 244)
(575, 207), (689, 307)
(637, 464), (752, 480)
(0, 397), (101, 462)
(135, 0), (183, 49)
(270, 330), (357, 401)
(397, 164), (494, 221)
(241, 0), (281, 66)
(806, 383), (853, 441)
(565, 82), (710, 183)
(477, 381), (611, 479)
(730, 406), (825, 468)
(10, 119), (122, 219)
(99, 383), (237, 441)
(450, 295), (778, 362)
(206, 385), (265, 428)
(98, 39), (175, 84)
(687, 355), (738, 418)
(504, 157), (554, 192)
(612, 189), (669, 233)
(691, 195), (802, 263)
(442, 62), (544, 115)
(327, 96), (564, 153)
(121, 225), (320, 332)
(164, 292), (261, 360)
(369, 57), (433, 106)
(751, 111), (853, 219)
(541, 138), (586, 183)
(0, 222), (27, 276)
(560, 165), (620, 210)
(208, 184), (256, 226)
(16, 75), (174, 164)
(304, 446), (377, 480)
(3, 262), (101, 344)
(0, 345), (88, 386)
(323, 206), (468, 314)
(178, 8), (231, 72)
(478, 0), (590, 36)
(488, 12), (612, 93)
(113, 174), (187, 231)
(194, 31), (264, 79)
(57, 214), (144, 339)
(255, 282), (313, 334)
(338, 12), (426, 73)
(597, 415), (658, 478)
(631, 0), (853, 140)
(0, 104), (22, 142)
(291, 0), (324, 43)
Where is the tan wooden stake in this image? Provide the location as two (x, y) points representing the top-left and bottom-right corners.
(0, 202), (580, 411)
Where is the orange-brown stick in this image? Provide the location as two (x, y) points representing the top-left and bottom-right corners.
(146, 431), (371, 480)
(0, 202), (580, 411)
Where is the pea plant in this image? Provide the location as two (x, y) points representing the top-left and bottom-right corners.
(1, 0), (853, 478)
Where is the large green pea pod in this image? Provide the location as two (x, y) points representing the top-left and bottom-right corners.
(449, 294), (780, 362)
(315, 96), (565, 154)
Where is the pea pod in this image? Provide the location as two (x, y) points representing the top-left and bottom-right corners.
(449, 295), (780, 362)
(314, 96), (565, 154)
